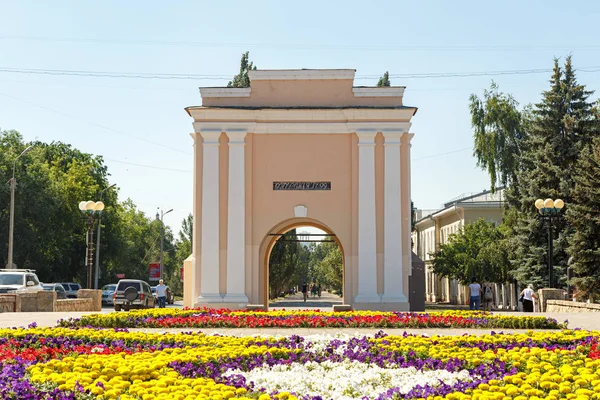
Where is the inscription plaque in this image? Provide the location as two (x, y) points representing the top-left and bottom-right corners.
(273, 181), (331, 191)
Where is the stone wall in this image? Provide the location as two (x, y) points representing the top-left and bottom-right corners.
(537, 288), (566, 312)
(546, 300), (600, 313)
(0, 290), (101, 312)
(77, 289), (102, 311)
(36, 291), (56, 312)
(56, 298), (95, 312)
(19, 293), (40, 312)
(0, 294), (20, 312)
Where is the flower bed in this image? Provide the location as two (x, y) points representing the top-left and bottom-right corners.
(1, 326), (598, 399)
(58, 309), (565, 329)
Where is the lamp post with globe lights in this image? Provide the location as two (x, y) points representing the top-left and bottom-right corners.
(535, 198), (565, 288)
(78, 200), (104, 289)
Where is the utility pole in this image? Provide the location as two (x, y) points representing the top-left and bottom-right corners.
(94, 183), (116, 289)
(156, 208), (173, 280)
(7, 145), (33, 269)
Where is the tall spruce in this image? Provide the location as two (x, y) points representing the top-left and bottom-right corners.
(506, 57), (596, 288)
(227, 51), (257, 88)
(469, 82), (525, 192)
(377, 71), (391, 87)
(566, 135), (600, 300)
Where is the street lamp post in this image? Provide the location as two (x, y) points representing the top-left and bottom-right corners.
(94, 184), (116, 289)
(78, 201), (104, 289)
(7, 145), (34, 269)
(535, 198), (565, 288)
(156, 208), (173, 280)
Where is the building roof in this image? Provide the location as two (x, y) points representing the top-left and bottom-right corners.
(415, 188), (505, 225)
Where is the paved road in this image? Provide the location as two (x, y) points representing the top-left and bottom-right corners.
(269, 291), (343, 309)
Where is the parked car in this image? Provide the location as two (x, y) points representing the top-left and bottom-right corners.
(0, 269), (44, 294)
(151, 285), (174, 305)
(101, 284), (117, 305)
(112, 279), (155, 311)
(59, 282), (82, 299)
(41, 283), (67, 299)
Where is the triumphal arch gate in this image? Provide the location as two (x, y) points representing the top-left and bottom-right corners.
(183, 69), (417, 311)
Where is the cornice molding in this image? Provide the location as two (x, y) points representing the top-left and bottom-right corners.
(248, 69), (356, 81)
(353, 87), (405, 97)
(199, 88), (251, 98)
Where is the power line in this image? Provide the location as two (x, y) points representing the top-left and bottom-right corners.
(0, 67), (229, 80)
(106, 158), (191, 173)
(1, 66), (600, 81)
(3, 35), (600, 52)
(0, 91), (191, 155)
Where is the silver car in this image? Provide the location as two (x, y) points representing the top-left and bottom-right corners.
(113, 279), (155, 311)
(101, 284), (117, 305)
(59, 282), (82, 298)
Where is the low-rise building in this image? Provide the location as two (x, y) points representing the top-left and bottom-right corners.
(412, 189), (516, 307)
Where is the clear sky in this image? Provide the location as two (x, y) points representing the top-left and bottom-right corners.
(1, 1), (599, 233)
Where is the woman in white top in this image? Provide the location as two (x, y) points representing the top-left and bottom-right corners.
(520, 284), (537, 312)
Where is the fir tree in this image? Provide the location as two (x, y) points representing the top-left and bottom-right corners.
(506, 57), (596, 288)
(566, 135), (600, 300)
(377, 71), (391, 87)
(227, 51), (257, 88)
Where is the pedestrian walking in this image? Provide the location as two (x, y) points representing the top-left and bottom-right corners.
(520, 284), (537, 312)
(301, 282), (308, 302)
(317, 283), (322, 298)
(482, 281), (494, 312)
(311, 283), (317, 298)
(468, 277), (481, 310)
(156, 279), (167, 308)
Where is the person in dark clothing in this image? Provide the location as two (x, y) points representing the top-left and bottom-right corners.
(301, 282), (308, 302)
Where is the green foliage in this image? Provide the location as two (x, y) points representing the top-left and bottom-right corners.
(469, 81), (525, 192)
(0, 129), (186, 288)
(227, 51), (257, 88)
(312, 241), (343, 294)
(505, 57), (598, 288)
(268, 232), (343, 298)
(566, 136), (600, 299)
(377, 71), (391, 87)
(430, 219), (510, 284)
(268, 230), (303, 299)
(168, 214), (193, 296)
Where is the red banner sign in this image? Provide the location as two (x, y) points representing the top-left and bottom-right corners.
(149, 263), (161, 281)
(116, 273), (125, 279)
(180, 267), (184, 281)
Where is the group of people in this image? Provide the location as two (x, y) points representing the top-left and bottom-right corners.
(468, 278), (537, 312)
(300, 282), (322, 302)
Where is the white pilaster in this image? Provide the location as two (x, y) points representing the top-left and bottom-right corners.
(223, 130), (249, 304)
(402, 132), (413, 303)
(198, 130), (222, 302)
(355, 130), (381, 304)
(190, 133), (200, 304)
(382, 131), (407, 303)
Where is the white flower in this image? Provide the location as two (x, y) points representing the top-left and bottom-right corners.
(224, 360), (473, 400)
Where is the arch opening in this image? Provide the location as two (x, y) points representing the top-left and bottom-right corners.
(260, 218), (345, 310)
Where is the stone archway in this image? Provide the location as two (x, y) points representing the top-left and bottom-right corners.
(184, 68), (416, 311)
(258, 217), (346, 308)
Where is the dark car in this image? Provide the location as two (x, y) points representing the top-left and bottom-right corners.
(151, 285), (174, 304)
(41, 283), (67, 299)
(112, 279), (155, 311)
